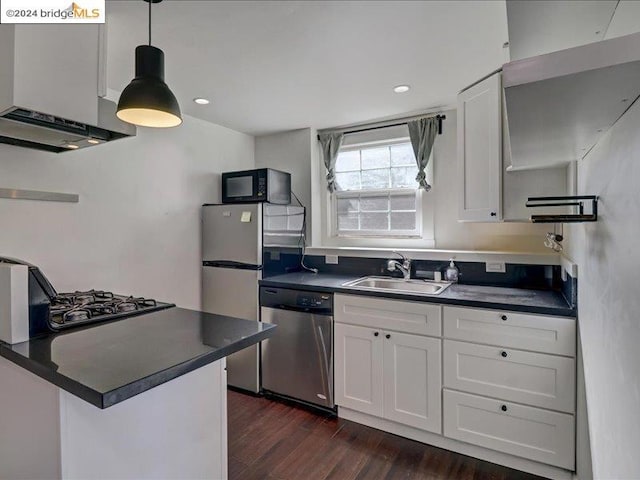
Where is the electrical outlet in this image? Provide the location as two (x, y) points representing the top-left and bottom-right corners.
(486, 262), (506, 273)
(325, 255), (339, 265)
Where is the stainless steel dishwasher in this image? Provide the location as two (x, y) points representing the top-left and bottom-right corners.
(260, 286), (334, 410)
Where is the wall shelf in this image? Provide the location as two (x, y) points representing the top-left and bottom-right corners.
(526, 195), (598, 223)
(0, 188), (79, 203)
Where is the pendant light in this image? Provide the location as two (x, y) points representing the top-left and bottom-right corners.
(116, 0), (182, 128)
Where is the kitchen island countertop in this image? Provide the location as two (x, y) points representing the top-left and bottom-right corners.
(260, 272), (575, 317)
(0, 307), (275, 408)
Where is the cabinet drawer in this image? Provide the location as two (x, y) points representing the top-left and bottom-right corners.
(443, 340), (575, 412)
(443, 306), (575, 356)
(335, 294), (441, 336)
(443, 389), (575, 470)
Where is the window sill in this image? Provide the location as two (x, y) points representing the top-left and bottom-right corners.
(305, 246), (561, 265)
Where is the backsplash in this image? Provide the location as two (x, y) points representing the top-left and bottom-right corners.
(263, 250), (576, 308)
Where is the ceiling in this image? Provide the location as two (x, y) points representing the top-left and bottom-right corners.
(105, 1), (508, 136)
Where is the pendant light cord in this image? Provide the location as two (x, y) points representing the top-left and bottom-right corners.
(148, 0), (151, 45)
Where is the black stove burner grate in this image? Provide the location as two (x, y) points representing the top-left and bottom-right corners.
(50, 290), (167, 327)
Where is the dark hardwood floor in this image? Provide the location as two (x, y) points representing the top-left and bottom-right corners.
(227, 390), (545, 480)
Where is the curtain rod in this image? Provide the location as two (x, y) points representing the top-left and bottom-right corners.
(317, 114), (446, 140)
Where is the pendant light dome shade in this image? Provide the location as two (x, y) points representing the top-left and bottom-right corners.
(117, 45), (182, 128)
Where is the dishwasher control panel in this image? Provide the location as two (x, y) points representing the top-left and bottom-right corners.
(296, 293), (331, 309)
(260, 287), (333, 314)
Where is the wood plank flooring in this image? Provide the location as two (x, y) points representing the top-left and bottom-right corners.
(227, 390), (546, 480)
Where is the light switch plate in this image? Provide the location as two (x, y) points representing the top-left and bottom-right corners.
(325, 255), (339, 265)
(486, 262), (506, 273)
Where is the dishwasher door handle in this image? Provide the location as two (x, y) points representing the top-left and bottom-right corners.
(316, 323), (333, 405)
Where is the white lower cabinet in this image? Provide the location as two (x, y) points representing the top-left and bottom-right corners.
(334, 294), (577, 476)
(443, 389), (575, 470)
(334, 322), (442, 434)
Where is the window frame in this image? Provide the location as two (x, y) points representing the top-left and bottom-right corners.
(331, 137), (422, 238)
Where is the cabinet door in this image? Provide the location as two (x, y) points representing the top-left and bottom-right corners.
(334, 323), (384, 417)
(443, 389), (575, 470)
(443, 339), (575, 413)
(457, 72), (502, 222)
(383, 332), (442, 433)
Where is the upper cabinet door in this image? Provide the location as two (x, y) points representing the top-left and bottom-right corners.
(457, 72), (502, 222)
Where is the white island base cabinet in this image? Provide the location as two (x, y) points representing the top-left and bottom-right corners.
(0, 355), (228, 480)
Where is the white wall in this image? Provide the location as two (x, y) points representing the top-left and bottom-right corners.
(255, 128), (312, 230)
(255, 128), (312, 210)
(0, 115), (254, 310)
(565, 97), (640, 479)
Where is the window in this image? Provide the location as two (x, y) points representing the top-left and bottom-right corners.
(333, 141), (420, 237)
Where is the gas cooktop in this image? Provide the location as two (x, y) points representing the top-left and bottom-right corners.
(50, 290), (172, 327)
(0, 256), (175, 337)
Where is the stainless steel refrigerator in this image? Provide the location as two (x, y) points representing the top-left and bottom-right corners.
(201, 203), (304, 392)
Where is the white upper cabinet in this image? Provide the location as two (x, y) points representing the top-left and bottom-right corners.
(457, 72), (502, 222)
(457, 70), (571, 222)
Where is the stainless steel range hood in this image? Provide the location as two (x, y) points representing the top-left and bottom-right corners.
(0, 24), (135, 153)
(503, 32), (640, 171)
(0, 99), (135, 153)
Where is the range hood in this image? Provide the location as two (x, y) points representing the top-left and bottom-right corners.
(503, 31), (640, 171)
(0, 99), (135, 153)
(0, 24), (135, 153)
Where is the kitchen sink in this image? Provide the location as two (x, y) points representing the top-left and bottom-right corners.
(342, 276), (451, 296)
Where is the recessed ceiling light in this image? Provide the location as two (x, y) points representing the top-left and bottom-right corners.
(393, 85), (410, 93)
(65, 144), (79, 150)
(87, 139), (100, 145)
(193, 98), (210, 105)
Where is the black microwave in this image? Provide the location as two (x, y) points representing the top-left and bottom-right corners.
(221, 168), (291, 204)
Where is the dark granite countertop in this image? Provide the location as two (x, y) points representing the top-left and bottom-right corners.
(0, 307), (275, 409)
(260, 273), (576, 317)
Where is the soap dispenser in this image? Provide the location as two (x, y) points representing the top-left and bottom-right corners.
(445, 259), (459, 283)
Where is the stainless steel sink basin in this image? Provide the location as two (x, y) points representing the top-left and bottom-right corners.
(342, 276), (451, 296)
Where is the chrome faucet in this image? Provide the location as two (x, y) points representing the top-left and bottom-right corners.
(387, 252), (411, 280)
